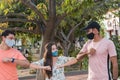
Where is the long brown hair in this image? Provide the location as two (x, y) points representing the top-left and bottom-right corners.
(44, 42), (57, 79)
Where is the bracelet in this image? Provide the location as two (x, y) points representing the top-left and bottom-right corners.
(11, 58), (15, 63)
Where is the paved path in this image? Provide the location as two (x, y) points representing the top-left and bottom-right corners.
(65, 71), (88, 80)
(18, 70), (88, 80)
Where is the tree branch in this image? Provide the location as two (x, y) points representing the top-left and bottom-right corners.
(67, 21), (83, 40)
(5, 13), (28, 18)
(55, 35), (64, 42)
(0, 27), (39, 34)
(60, 30), (69, 42)
(20, 0), (47, 26)
(55, 13), (67, 26)
(0, 18), (36, 23)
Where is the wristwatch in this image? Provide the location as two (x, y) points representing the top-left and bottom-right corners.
(11, 58), (15, 63)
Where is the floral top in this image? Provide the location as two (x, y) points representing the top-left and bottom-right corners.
(32, 56), (74, 80)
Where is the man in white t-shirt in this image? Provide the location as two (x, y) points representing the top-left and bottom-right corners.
(76, 21), (118, 80)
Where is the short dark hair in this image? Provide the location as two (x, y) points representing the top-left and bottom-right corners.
(1, 30), (15, 37)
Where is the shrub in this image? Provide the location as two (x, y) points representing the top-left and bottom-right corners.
(111, 35), (120, 76)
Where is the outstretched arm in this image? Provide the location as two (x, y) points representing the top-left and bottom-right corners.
(76, 48), (96, 61)
(30, 63), (51, 70)
(2, 58), (30, 67)
(57, 58), (77, 68)
(76, 52), (87, 61)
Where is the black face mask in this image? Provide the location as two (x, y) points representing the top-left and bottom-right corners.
(87, 32), (94, 40)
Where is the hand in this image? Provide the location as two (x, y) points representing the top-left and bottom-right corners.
(76, 52), (87, 61)
(87, 48), (96, 55)
(56, 65), (64, 69)
(44, 66), (51, 71)
(76, 54), (80, 61)
(2, 58), (12, 63)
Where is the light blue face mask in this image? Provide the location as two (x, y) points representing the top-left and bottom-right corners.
(52, 51), (58, 57)
(5, 39), (15, 47)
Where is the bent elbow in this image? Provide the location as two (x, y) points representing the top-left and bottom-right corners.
(24, 60), (30, 68)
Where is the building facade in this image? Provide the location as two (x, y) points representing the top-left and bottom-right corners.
(103, 10), (120, 39)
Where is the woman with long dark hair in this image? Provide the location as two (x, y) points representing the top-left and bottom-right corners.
(30, 42), (77, 80)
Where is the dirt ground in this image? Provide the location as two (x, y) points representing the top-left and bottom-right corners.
(18, 69), (88, 80)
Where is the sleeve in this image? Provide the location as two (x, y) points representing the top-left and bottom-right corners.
(31, 58), (44, 66)
(108, 40), (117, 57)
(60, 56), (74, 64)
(13, 50), (26, 60)
(80, 41), (90, 53)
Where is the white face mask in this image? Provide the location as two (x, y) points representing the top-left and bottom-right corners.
(5, 39), (15, 47)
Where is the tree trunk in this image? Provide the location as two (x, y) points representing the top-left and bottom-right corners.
(63, 41), (71, 56)
(36, 22), (56, 80)
(34, 0), (57, 79)
(64, 47), (69, 56)
(36, 69), (45, 80)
